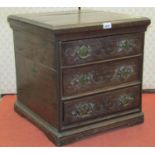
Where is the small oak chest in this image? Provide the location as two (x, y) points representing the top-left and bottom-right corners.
(8, 10), (150, 146)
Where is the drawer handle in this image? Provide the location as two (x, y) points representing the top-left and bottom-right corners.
(117, 40), (133, 51)
(75, 45), (92, 59)
(114, 65), (134, 80)
(71, 73), (94, 87)
(72, 103), (95, 118)
(103, 94), (135, 111)
(117, 94), (135, 107)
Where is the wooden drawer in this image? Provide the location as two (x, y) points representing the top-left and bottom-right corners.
(61, 33), (143, 66)
(63, 85), (141, 125)
(62, 57), (141, 97)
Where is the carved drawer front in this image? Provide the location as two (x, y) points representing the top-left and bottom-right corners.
(61, 33), (143, 66)
(63, 85), (140, 125)
(63, 57), (141, 97)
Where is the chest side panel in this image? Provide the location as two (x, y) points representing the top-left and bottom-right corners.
(12, 23), (60, 128)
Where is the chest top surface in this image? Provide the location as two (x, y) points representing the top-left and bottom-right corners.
(8, 10), (150, 33)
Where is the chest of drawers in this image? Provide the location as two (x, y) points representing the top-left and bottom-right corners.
(8, 10), (150, 146)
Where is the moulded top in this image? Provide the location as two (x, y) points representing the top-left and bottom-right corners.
(8, 10), (151, 33)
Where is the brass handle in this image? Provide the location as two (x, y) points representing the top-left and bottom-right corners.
(72, 103), (95, 118)
(103, 94), (135, 111)
(117, 94), (134, 107)
(70, 73), (94, 87)
(117, 40), (133, 51)
(75, 45), (92, 59)
(114, 66), (134, 80)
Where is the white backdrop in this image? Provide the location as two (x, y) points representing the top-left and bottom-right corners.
(0, 7), (76, 94)
(0, 7), (154, 94)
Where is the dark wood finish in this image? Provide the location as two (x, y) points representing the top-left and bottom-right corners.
(13, 29), (59, 128)
(63, 85), (141, 125)
(62, 33), (143, 66)
(15, 54), (59, 127)
(8, 10), (150, 34)
(8, 10), (150, 146)
(63, 57), (141, 97)
(13, 30), (57, 69)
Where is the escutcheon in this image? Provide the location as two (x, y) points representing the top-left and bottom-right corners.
(75, 45), (92, 59)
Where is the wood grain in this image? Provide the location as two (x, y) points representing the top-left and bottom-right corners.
(63, 57), (142, 96)
(62, 33), (143, 66)
(63, 85), (141, 125)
